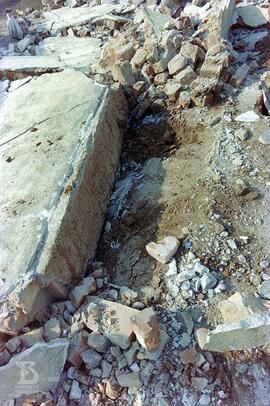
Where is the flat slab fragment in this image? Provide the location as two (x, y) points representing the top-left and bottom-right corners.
(196, 312), (270, 352)
(0, 56), (63, 80)
(37, 4), (127, 34)
(0, 340), (68, 400)
(0, 69), (126, 333)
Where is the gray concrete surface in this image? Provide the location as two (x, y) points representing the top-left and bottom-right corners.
(0, 69), (127, 334)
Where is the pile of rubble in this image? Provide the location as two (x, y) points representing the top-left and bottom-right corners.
(0, 0), (270, 404)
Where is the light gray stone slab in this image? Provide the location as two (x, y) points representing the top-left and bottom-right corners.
(0, 340), (69, 400)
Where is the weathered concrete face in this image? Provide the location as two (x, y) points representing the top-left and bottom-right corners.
(0, 69), (127, 334)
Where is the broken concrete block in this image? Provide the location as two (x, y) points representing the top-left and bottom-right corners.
(87, 332), (111, 353)
(69, 277), (97, 308)
(81, 297), (139, 349)
(258, 280), (270, 300)
(5, 337), (21, 353)
(131, 48), (148, 69)
(154, 72), (169, 85)
(0, 340), (68, 400)
(81, 348), (102, 369)
(17, 36), (33, 53)
(117, 372), (142, 388)
(180, 42), (200, 67)
(175, 65), (196, 85)
(19, 328), (44, 347)
(130, 307), (160, 351)
(196, 313), (270, 352)
(231, 63), (249, 86)
(165, 82), (181, 101)
(111, 61), (136, 86)
(0, 69), (127, 334)
(168, 54), (187, 75)
(217, 292), (266, 324)
(237, 5), (268, 28)
(179, 90), (191, 109)
(191, 78), (219, 107)
(137, 329), (169, 361)
(146, 236), (180, 264)
(105, 377), (122, 400)
(44, 318), (62, 341)
(219, 0), (236, 38)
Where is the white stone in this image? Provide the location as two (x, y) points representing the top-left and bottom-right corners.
(235, 111), (260, 122)
(146, 236), (180, 264)
(259, 130), (270, 145)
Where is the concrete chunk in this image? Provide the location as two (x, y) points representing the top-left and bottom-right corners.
(0, 70), (127, 334)
(0, 340), (69, 400)
(130, 307), (160, 351)
(196, 313), (270, 352)
(81, 297), (139, 349)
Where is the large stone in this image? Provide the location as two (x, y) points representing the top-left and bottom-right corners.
(146, 236), (180, 264)
(219, 0), (236, 38)
(218, 292), (266, 324)
(130, 307), (160, 351)
(0, 70), (127, 334)
(117, 372), (142, 388)
(69, 277), (97, 308)
(237, 5), (268, 28)
(80, 297), (139, 349)
(37, 4), (126, 34)
(168, 54), (187, 76)
(0, 340), (68, 400)
(196, 313), (270, 352)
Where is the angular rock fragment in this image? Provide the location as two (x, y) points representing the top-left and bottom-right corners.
(111, 61), (136, 86)
(80, 297), (139, 349)
(117, 372), (142, 388)
(81, 348), (102, 369)
(146, 236), (180, 264)
(130, 307), (160, 351)
(105, 377), (122, 400)
(237, 5), (268, 28)
(168, 54), (187, 75)
(231, 63), (249, 86)
(69, 277), (97, 308)
(87, 332), (111, 353)
(44, 318), (62, 341)
(0, 340), (68, 400)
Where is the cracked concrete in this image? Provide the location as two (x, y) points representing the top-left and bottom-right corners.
(0, 69), (128, 334)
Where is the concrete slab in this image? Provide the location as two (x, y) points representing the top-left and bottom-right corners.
(37, 4), (128, 35)
(0, 56), (63, 80)
(0, 69), (127, 334)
